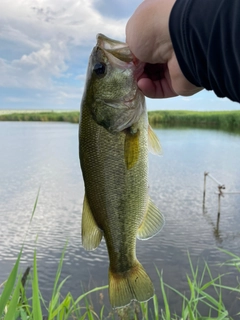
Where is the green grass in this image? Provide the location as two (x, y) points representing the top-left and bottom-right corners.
(148, 110), (240, 131)
(1, 248), (240, 319)
(0, 111), (80, 123)
(0, 247), (109, 320)
(1, 110), (240, 132)
(1, 193), (240, 319)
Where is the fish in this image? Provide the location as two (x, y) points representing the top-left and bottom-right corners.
(79, 33), (165, 309)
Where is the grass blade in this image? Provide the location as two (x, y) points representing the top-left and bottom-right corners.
(158, 270), (170, 320)
(32, 249), (42, 319)
(153, 294), (158, 318)
(0, 250), (22, 316)
(30, 187), (40, 224)
(4, 276), (22, 320)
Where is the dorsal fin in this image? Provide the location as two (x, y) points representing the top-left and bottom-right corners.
(148, 125), (162, 155)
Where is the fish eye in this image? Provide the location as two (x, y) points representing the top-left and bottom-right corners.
(93, 62), (106, 76)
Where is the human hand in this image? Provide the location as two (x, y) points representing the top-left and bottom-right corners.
(126, 0), (203, 98)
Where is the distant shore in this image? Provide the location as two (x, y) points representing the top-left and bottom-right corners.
(147, 110), (240, 130)
(1, 109), (240, 130)
(0, 110), (80, 123)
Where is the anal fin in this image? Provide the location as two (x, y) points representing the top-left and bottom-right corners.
(81, 194), (103, 250)
(137, 197), (165, 240)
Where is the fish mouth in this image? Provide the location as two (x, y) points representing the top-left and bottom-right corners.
(96, 33), (134, 63)
(91, 34), (146, 133)
(95, 33), (144, 79)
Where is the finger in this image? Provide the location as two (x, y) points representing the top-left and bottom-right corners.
(138, 63), (178, 98)
(140, 63), (166, 81)
(138, 77), (177, 98)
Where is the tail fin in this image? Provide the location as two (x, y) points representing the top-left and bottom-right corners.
(109, 261), (154, 309)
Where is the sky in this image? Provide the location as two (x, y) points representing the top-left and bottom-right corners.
(0, 0), (239, 112)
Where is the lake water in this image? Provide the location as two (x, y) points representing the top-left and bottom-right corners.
(1, 122), (240, 318)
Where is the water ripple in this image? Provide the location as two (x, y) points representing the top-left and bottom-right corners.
(1, 123), (240, 317)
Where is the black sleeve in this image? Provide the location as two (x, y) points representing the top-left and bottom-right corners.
(169, 0), (240, 103)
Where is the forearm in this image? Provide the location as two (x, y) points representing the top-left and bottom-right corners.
(169, 0), (240, 102)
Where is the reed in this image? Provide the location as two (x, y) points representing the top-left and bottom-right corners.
(148, 110), (240, 130)
(0, 111), (79, 123)
(1, 110), (240, 131)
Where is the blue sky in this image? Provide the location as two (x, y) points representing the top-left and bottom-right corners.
(0, 0), (239, 112)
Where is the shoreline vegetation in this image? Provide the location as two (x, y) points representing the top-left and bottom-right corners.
(1, 247), (240, 319)
(1, 110), (240, 131)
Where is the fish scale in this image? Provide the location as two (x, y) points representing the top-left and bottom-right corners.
(80, 103), (148, 246)
(79, 33), (165, 308)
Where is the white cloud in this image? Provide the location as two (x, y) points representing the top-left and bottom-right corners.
(5, 96), (34, 103)
(3, 83), (82, 109)
(0, 42), (68, 89)
(0, 0), (127, 48)
(0, 0), (238, 111)
(0, 0), (131, 109)
(0, 25), (39, 50)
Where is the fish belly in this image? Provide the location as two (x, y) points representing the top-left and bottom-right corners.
(79, 105), (154, 308)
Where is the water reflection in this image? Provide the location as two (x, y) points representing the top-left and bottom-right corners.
(203, 209), (223, 244)
(0, 122), (240, 317)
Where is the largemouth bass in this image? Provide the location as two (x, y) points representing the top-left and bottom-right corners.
(79, 33), (165, 309)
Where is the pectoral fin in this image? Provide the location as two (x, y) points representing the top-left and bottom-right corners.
(137, 197), (165, 240)
(81, 195), (103, 250)
(148, 125), (162, 155)
(124, 129), (140, 170)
